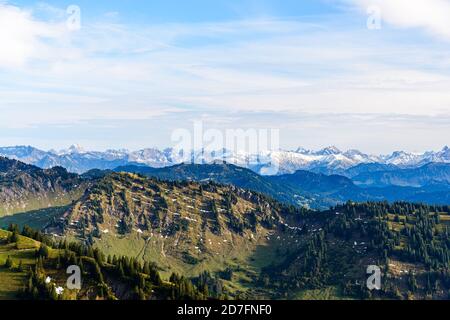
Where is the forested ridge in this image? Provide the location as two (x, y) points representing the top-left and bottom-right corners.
(261, 202), (450, 299)
(2, 201), (450, 300)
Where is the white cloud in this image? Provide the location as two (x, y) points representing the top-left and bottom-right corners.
(346, 0), (450, 39)
(0, 2), (449, 152)
(0, 4), (67, 68)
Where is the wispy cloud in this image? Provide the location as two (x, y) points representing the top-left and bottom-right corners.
(344, 0), (450, 40)
(0, 1), (449, 152)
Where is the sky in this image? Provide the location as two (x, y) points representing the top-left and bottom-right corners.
(0, 0), (449, 154)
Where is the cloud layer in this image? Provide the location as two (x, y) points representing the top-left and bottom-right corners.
(0, 2), (449, 153)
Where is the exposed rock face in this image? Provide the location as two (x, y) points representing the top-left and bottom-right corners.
(0, 157), (87, 216)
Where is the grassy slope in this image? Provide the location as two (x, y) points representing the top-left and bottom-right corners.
(3, 170), (449, 300)
(94, 227), (295, 298)
(0, 229), (40, 299)
(294, 287), (347, 300)
(0, 229), (106, 300)
(52, 173), (302, 295)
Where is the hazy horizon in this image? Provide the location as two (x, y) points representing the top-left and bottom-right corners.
(0, 0), (449, 154)
(0, 142), (448, 156)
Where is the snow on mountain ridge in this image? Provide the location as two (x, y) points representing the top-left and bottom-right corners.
(314, 146), (342, 156)
(0, 145), (448, 175)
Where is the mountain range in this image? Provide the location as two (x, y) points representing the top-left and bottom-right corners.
(0, 151), (448, 214)
(0, 157), (86, 216)
(1, 167), (449, 300)
(115, 163), (450, 209)
(0, 145), (449, 175)
(349, 162), (450, 187)
(0, 155), (450, 300)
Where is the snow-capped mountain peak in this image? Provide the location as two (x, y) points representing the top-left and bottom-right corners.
(315, 146), (342, 156)
(384, 151), (422, 166)
(295, 147), (312, 154)
(0, 145), (448, 175)
(62, 144), (86, 155)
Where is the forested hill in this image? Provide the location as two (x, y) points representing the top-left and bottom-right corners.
(1, 157), (450, 300)
(261, 202), (450, 299)
(116, 163), (450, 209)
(0, 226), (221, 300)
(114, 162), (312, 207)
(0, 157), (87, 216)
(41, 172), (310, 283)
(2, 201), (450, 300)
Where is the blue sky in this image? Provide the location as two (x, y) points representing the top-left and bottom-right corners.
(12, 0), (341, 23)
(0, 0), (449, 153)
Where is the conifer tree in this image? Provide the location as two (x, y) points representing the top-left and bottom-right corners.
(4, 256), (13, 269)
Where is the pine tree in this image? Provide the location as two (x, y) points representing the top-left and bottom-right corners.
(18, 260), (24, 272)
(4, 256), (13, 269)
(118, 262), (125, 278)
(143, 261), (150, 275)
(94, 262), (104, 283)
(8, 230), (20, 244)
(37, 243), (49, 258)
(138, 289), (146, 300)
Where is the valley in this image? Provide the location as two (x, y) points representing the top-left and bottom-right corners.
(0, 155), (449, 300)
